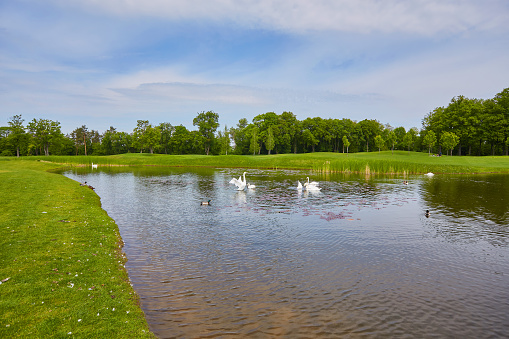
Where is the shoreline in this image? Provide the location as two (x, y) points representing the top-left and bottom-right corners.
(0, 160), (155, 338)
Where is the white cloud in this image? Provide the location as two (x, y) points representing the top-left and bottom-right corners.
(62, 0), (509, 35)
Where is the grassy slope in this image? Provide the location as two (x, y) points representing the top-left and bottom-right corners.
(0, 159), (155, 338)
(31, 151), (509, 174)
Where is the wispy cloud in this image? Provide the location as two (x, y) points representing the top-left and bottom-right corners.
(1, 0), (508, 133)
(68, 0), (509, 35)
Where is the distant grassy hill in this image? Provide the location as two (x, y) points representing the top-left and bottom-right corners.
(21, 151), (509, 174)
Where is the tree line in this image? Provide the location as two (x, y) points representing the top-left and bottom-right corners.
(1, 87), (508, 157)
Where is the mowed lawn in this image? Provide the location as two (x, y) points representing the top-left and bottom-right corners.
(0, 159), (155, 338)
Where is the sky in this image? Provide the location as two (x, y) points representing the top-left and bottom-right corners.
(1, 0), (508, 135)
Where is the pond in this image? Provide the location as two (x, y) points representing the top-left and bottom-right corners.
(63, 168), (509, 338)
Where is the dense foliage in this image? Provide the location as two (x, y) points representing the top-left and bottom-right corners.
(1, 88), (508, 157)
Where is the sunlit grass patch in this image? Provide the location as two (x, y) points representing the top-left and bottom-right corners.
(0, 160), (155, 338)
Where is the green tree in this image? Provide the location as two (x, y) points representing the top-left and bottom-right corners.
(423, 130), (437, 155)
(278, 112), (299, 154)
(70, 125), (89, 155)
(252, 112), (279, 154)
(193, 111), (219, 155)
(249, 126), (259, 155)
(357, 119), (383, 152)
(170, 125), (192, 155)
(342, 135), (350, 154)
(217, 125), (231, 155)
(266, 126), (275, 155)
(27, 118), (63, 156)
(231, 118), (250, 155)
(100, 126), (117, 155)
(441, 131), (460, 156)
(402, 132), (413, 153)
(392, 126), (407, 151)
(145, 124), (161, 154)
(374, 135), (384, 153)
(158, 123), (174, 154)
(387, 130), (396, 155)
(7, 114), (29, 157)
(301, 129), (319, 152)
(133, 120), (149, 153)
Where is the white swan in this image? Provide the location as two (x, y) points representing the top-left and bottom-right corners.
(91, 163), (98, 169)
(425, 172), (434, 177)
(247, 183), (256, 189)
(304, 177), (321, 191)
(229, 172), (247, 190)
(306, 177), (319, 186)
(305, 183), (321, 191)
(297, 180), (303, 190)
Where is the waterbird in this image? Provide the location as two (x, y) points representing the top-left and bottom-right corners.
(229, 172), (247, 190)
(425, 209), (430, 217)
(80, 181), (88, 186)
(425, 172), (434, 177)
(304, 177), (321, 191)
(92, 163), (98, 169)
(247, 183), (256, 189)
(306, 177), (320, 186)
(201, 200), (211, 205)
(297, 181), (303, 190)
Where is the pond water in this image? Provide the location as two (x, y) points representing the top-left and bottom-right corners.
(63, 168), (509, 338)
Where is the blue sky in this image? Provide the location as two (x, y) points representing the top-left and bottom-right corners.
(1, 0), (508, 134)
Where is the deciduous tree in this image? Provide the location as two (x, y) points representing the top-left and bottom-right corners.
(193, 111), (219, 155)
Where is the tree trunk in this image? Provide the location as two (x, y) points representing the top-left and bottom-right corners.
(84, 134), (87, 156)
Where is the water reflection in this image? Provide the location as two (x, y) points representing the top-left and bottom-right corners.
(63, 168), (509, 338)
(420, 175), (509, 246)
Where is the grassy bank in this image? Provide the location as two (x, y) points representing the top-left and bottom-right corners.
(0, 160), (155, 338)
(28, 151), (509, 174)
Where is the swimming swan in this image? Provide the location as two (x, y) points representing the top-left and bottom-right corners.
(247, 183), (256, 189)
(297, 180), (303, 190)
(92, 163), (98, 169)
(425, 172), (434, 177)
(306, 177), (319, 186)
(229, 172), (247, 190)
(304, 177), (321, 191)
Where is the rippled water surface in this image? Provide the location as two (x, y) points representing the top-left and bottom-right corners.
(63, 168), (509, 338)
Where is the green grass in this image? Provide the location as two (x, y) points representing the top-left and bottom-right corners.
(0, 160), (155, 338)
(26, 151), (509, 174)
